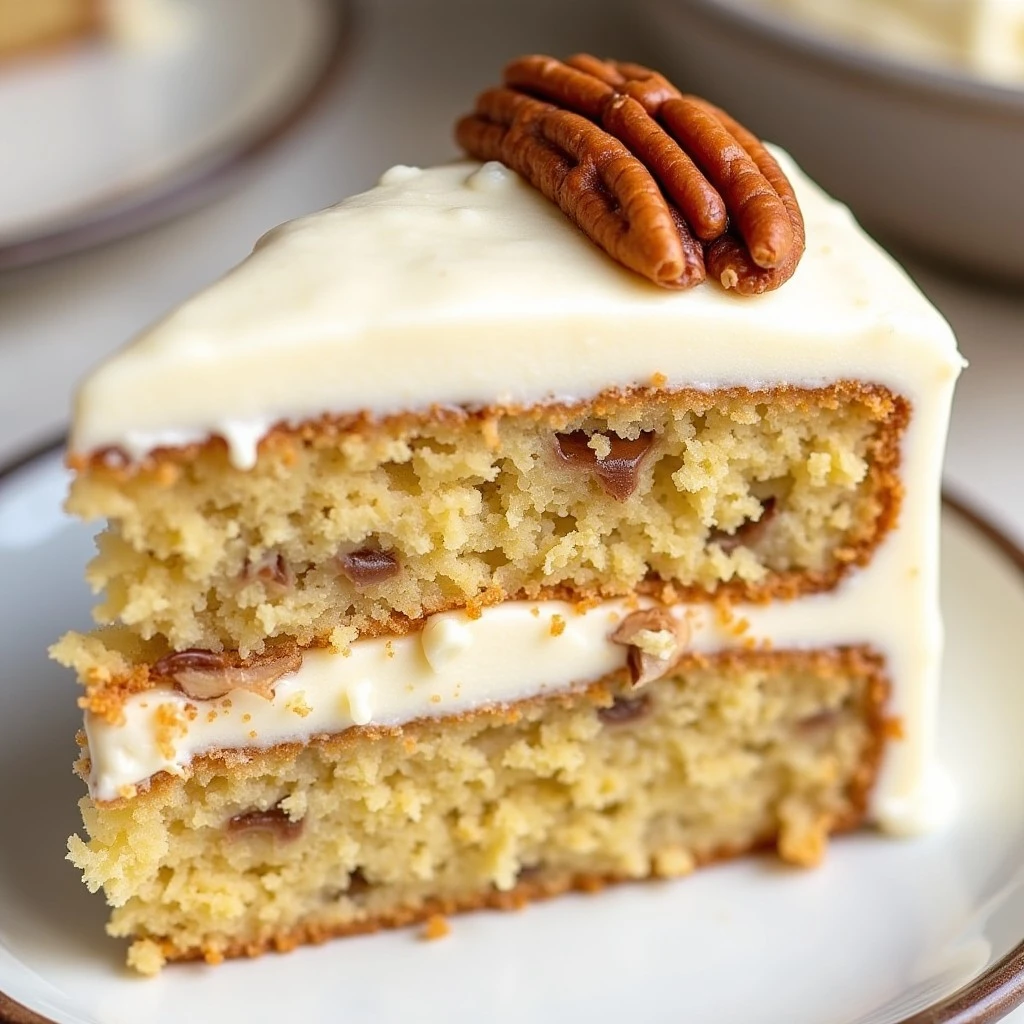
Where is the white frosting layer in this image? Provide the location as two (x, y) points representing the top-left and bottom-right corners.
(70, 156), (960, 469)
(73, 152), (963, 834)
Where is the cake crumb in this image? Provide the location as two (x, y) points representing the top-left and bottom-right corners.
(385, 640), (395, 660)
(587, 433), (612, 460)
(242, 713), (252, 723)
(153, 705), (187, 759)
(480, 416), (501, 450)
(249, 730), (258, 739)
(884, 716), (906, 740)
(117, 783), (139, 800)
(286, 693), (312, 718)
(206, 709), (218, 723)
(650, 371), (668, 387)
(422, 914), (451, 941)
(127, 938), (166, 976)
(573, 595), (601, 615)
(430, 694), (441, 704)
(549, 614), (566, 637)
(530, 606), (540, 617)
(653, 846), (696, 878)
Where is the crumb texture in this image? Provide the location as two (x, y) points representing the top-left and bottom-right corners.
(67, 649), (887, 971)
(65, 384), (906, 663)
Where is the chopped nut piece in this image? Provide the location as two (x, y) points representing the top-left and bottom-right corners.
(227, 803), (304, 840)
(709, 497), (778, 554)
(151, 644), (302, 701)
(554, 430), (655, 500)
(337, 546), (401, 586)
(597, 692), (652, 725)
(241, 551), (294, 593)
(611, 607), (690, 686)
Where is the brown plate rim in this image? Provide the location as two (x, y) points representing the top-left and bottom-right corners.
(0, 439), (1023, 1024)
(0, 0), (355, 274)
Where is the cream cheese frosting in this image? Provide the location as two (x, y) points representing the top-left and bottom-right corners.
(70, 155), (961, 470)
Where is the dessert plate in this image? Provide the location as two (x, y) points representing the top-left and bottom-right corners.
(0, 0), (350, 272)
(2, 443), (1024, 1024)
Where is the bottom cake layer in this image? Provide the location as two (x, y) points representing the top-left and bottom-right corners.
(69, 648), (889, 974)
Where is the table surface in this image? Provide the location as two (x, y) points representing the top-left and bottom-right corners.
(0, 0), (1022, 1017)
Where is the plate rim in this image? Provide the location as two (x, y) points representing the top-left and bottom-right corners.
(659, 0), (1024, 118)
(1, 438), (1023, 1024)
(0, 0), (355, 274)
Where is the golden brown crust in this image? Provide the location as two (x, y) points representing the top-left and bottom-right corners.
(69, 380), (900, 476)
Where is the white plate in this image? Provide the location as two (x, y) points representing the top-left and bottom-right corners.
(0, 0), (349, 271)
(2, 445), (1024, 1024)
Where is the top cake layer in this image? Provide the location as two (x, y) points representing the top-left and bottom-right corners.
(70, 154), (960, 468)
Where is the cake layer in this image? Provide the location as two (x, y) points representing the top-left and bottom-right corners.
(62, 382), (905, 659)
(69, 648), (886, 973)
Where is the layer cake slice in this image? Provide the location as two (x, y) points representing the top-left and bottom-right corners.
(52, 55), (963, 973)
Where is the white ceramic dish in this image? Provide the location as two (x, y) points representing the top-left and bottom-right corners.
(2, 444), (1024, 1024)
(0, 0), (350, 272)
(637, 0), (1024, 284)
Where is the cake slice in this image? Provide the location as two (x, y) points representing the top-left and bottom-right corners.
(54, 55), (963, 974)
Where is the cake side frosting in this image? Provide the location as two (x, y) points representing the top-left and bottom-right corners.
(69, 154), (961, 470)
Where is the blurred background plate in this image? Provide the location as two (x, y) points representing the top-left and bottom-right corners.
(638, 0), (1024, 285)
(0, 0), (350, 272)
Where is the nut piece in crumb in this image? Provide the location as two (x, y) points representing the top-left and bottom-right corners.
(709, 496), (778, 554)
(611, 607), (690, 686)
(422, 914), (451, 941)
(597, 692), (652, 725)
(241, 551), (294, 594)
(227, 802), (304, 841)
(337, 546), (401, 586)
(151, 643), (302, 701)
(554, 430), (655, 500)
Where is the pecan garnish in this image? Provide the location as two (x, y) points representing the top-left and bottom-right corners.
(709, 496), (778, 554)
(610, 607), (690, 686)
(554, 430), (655, 500)
(151, 643), (302, 701)
(456, 54), (804, 294)
(337, 546), (401, 586)
(228, 803), (303, 840)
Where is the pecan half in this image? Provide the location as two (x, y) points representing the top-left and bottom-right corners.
(228, 804), (303, 840)
(456, 54), (804, 293)
(337, 546), (401, 586)
(611, 607), (690, 686)
(151, 643), (302, 701)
